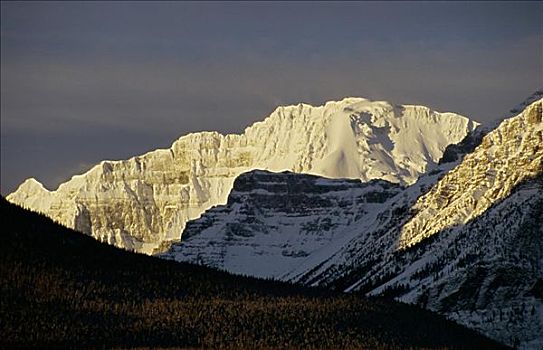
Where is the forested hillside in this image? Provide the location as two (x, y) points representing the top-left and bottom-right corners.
(0, 197), (507, 349)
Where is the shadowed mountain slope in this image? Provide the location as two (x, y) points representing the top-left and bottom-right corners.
(0, 197), (507, 349)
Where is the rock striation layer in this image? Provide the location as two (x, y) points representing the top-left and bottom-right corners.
(161, 170), (403, 278)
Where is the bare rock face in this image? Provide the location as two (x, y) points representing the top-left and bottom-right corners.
(161, 170), (403, 279)
(399, 98), (543, 249)
(7, 97), (476, 254)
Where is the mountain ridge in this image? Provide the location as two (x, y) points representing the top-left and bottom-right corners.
(7, 97), (477, 254)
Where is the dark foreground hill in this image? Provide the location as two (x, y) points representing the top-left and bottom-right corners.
(0, 197), (507, 349)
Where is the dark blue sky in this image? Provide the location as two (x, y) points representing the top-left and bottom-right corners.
(1, 1), (542, 194)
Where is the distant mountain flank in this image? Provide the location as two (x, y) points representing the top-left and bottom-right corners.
(7, 97), (476, 254)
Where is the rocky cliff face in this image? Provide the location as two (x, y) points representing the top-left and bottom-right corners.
(161, 170), (403, 278)
(399, 97), (542, 248)
(7, 97), (475, 254)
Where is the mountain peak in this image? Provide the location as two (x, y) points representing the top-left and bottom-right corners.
(20, 177), (48, 191)
(9, 178), (50, 199)
(7, 177), (52, 213)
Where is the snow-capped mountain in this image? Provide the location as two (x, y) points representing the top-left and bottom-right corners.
(7, 97), (476, 254)
(163, 97), (542, 348)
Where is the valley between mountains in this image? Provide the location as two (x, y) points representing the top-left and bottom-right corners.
(7, 92), (543, 348)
